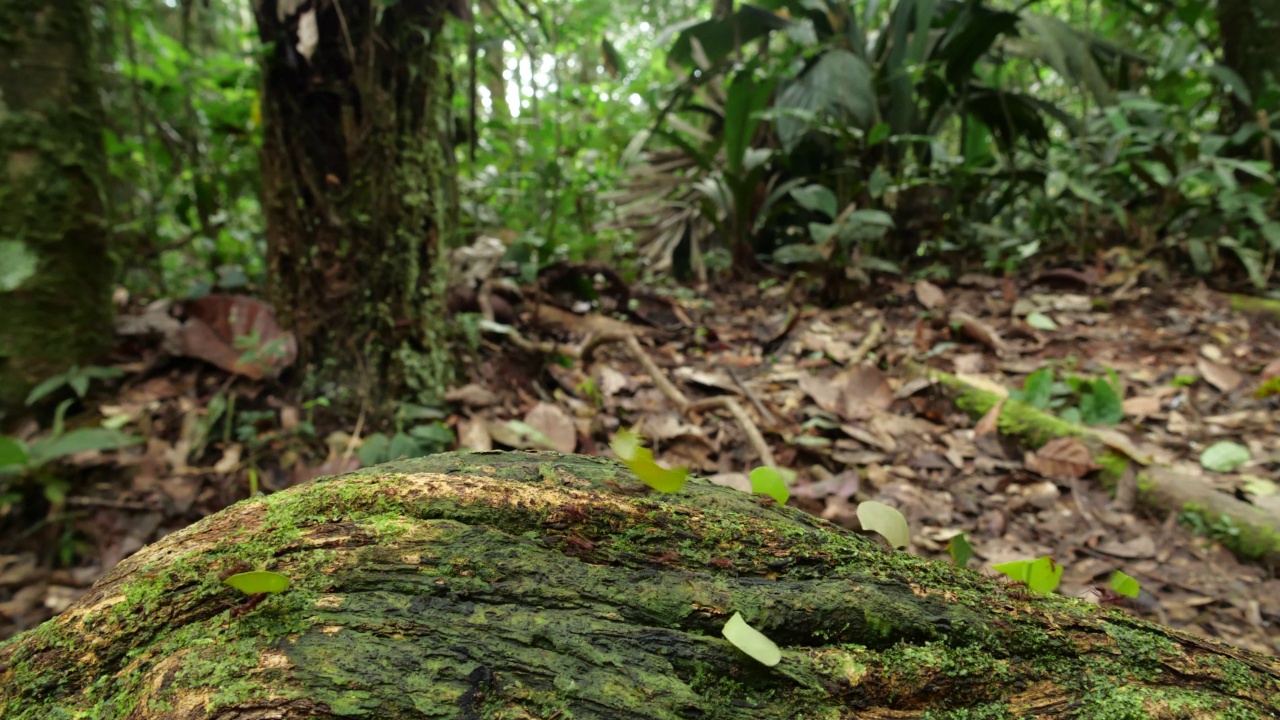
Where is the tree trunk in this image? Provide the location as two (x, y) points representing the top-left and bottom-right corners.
(1217, 0), (1280, 120)
(3, 451), (1278, 719)
(0, 0), (114, 417)
(253, 0), (458, 407)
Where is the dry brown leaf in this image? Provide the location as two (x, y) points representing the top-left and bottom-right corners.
(975, 397), (1006, 436)
(178, 295), (297, 379)
(1197, 357), (1244, 393)
(445, 384), (500, 407)
(1261, 358), (1280, 382)
(914, 279), (946, 310)
(457, 417), (492, 451)
(949, 311), (1006, 357)
(524, 402), (577, 453)
(1121, 395), (1162, 418)
(829, 364), (893, 420)
(1025, 437), (1098, 479)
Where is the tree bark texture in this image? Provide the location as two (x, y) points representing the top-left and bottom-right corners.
(2, 451), (1279, 718)
(0, 0), (113, 416)
(253, 0), (458, 405)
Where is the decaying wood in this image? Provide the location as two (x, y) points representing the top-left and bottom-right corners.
(2, 451), (1278, 719)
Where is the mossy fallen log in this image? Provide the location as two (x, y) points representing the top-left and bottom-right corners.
(927, 368), (1280, 560)
(2, 451), (1278, 719)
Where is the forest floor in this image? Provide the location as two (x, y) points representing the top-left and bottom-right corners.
(3, 261), (1279, 658)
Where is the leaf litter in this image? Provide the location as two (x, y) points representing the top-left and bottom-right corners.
(3, 270), (1279, 659)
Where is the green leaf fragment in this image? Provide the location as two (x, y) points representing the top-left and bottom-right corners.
(1110, 570), (1140, 599)
(855, 500), (910, 549)
(748, 466), (791, 504)
(721, 612), (781, 667)
(1200, 441), (1251, 473)
(947, 533), (973, 567)
(1025, 312), (1058, 331)
(225, 570), (290, 595)
(611, 429), (689, 493)
(993, 556), (1063, 594)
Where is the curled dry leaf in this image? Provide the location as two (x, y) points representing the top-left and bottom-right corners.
(445, 383), (500, 408)
(1196, 357), (1244, 394)
(178, 295), (297, 380)
(524, 402), (577, 454)
(974, 397), (1005, 437)
(950, 311), (1006, 357)
(1121, 395), (1162, 419)
(1025, 437), (1099, 480)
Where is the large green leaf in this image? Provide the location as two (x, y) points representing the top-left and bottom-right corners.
(1017, 14), (1113, 106)
(775, 49), (875, 152)
(667, 6), (791, 68)
(0, 436), (30, 475)
(724, 71), (777, 177)
(0, 240), (38, 292)
(26, 428), (142, 466)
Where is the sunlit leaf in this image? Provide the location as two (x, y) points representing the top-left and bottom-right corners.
(0, 240), (38, 292)
(225, 570), (290, 595)
(611, 429), (689, 493)
(855, 500), (910, 549)
(748, 466), (790, 504)
(947, 533), (973, 567)
(1110, 571), (1140, 599)
(790, 184), (837, 219)
(1025, 312), (1058, 331)
(1200, 441), (1251, 473)
(721, 612), (781, 667)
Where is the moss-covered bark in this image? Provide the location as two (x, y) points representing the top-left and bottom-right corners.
(2, 451), (1278, 719)
(254, 0), (458, 407)
(0, 0), (114, 416)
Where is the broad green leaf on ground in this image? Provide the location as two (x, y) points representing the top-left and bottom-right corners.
(856, 500), (910, 548)
(611, 429), (689, 493)
(947, 533), (973, 567)
(748, 466), (791, 504)
(722, 612), (781, 667)
(1200, 441), (1251, 472)
(1080, 379), (1123, 426)
(225, 570), (290, 595)
(790, 184), (837, 219)
(1016, 368), (1054, 409)
(1110, 571), (1140, 599)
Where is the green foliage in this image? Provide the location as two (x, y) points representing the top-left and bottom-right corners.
(610, 429), (689, 493)
(224, 570), (290, 595)
(721, 611), (782, 667)
(855, 500), (911, 549)
(992, 557), (1064, 595)
(947, 532), (973, 567)
(24, 365), (123, 406)
(359, 422), (456, 466)
(1199, 441), (1252, 473)
(1012, 367), (1123, 427)
(0, 398), (142, 505)
(1110, 571), (1140, 599)
(748, 466), (791, 505)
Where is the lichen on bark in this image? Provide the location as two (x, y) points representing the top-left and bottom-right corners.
(2, 451), (1277, 719)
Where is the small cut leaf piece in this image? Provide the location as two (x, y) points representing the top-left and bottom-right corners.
(1110, 571), (1140, 599)
(722, 612), (782, 667)
(856, 500), (910, 549)
(611, 429), (689, 493)
(748, 466), (791, 504)
(225, 570), (291, 595)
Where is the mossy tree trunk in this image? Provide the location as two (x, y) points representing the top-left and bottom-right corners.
(3, 451), (1278, 719)
(0, 0), (114, 417)
(253, 0), (458, 406)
